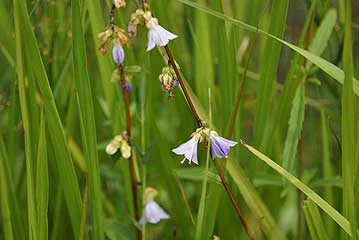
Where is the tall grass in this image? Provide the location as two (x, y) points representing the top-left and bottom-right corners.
(0, 0), (358, 239)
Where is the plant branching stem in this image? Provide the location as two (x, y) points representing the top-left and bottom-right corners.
(164, 45), (203, 128)
(146, 2), (251, 238)
(118, 64), (141, 240)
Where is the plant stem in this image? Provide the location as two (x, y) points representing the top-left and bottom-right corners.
(164, 45), (203, 128)
(118, 64), (141, 240)
(213, 159), (253, 239)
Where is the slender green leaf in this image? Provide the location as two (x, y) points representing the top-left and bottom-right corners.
(177, 0), (359, 96)
(341, 1), (358, 239)
(241, 141), (358, 237)
(282, 84), (305, 174)
(13, 0), (82, 236)
(254, 0), (288, 148)
(36, 109), (48, 240)
(72, 0), (104, 238)
(303, 199), (329, 240)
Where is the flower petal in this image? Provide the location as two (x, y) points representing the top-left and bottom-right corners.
(210, 136), (237, 159)
(172, 136), (199, 165)
(106, 142), (118, 155)
(146, 29), (157, 51)
(140, 200), (170, 224)
(112, 42), (125, 64)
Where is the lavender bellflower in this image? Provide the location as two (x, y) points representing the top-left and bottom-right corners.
(112, 40), (125, 64)
(145, 17), (177, 51)
(139, 187), (170, 224)
(172, 127), (237, 165)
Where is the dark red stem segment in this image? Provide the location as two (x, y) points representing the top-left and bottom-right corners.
(118, 64), (141, 240)
(164, 45), (203, 128)
(213, 159), (253, 240)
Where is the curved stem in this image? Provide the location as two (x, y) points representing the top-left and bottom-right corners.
(213, 159), (253, 239)
(164, 45), (203, 128)
(118, 64), (141, 240)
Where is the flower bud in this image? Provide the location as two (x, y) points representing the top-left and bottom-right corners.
(114, 0), (126, 8)
(112, 40), (125, 64)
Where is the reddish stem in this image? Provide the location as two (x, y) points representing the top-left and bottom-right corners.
(164, 45), (203, 128)
(214, 159), (253, 239)
(118, 64), (141, 240)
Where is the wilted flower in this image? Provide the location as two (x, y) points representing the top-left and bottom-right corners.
(145, 16), (177, 51)
(112, 40), (125, 64)
(106, 132), (131, 159)
(172, 127), (237, 164)
(98, 26), (127, 55)
(127, 9), (145, 37)
(98, 28), (113, 54)
(159, 65), (179, 98)
(139, 187), (170, 224)
(114, 0), (126, 8)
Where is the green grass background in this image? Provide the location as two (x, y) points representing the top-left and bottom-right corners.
(0, 0), (359, 239)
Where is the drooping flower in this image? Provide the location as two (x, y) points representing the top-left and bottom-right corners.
(172, 134), (200, 165)
(139, 187), (170, 224)
(105, 132), (131, 159)
(209, 131), (237, 159)
(145, 16), (177, 51)
(114, 0), (126, 8)
(172, 127), (238, 165)
(112, 40), (125, 64)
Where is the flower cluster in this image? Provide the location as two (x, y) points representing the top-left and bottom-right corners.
(105, 131), (131, 159)
(98, 25), (128, 64)
(159, 65), (179, 98)
(172, 127), (237, 165)
(127, 9), (177, 51)
(139, 187), (170, 224)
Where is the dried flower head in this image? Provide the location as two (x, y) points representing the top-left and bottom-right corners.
(114, 0), (126, 8)
(98, 26), (127, 55)
(127, 9), (145, 37)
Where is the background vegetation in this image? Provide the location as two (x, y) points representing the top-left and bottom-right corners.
(0, 0), (358, 239)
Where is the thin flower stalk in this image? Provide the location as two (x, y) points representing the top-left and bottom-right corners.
(138, 2), (252, 237)
(118, 64), (140, 240)
(105, 2), (140, 239)
(164, 45), (203, 128)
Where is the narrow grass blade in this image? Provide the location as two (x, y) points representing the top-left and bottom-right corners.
(36, 109), (48, 240)
(341, 0), (358, 238)
(240, 141), (357, 237)
(13, 1), (37, 238)
(13, 0), (82, 235)
(78, 176), (89, 240)
(253, 0), (288, 148)
(282, 84), (305, 175)
(177, 0), (359, 95)
(303, 201), (319, 240)
(306, 8), (337, 70)
(85, 0), (115, 111)
(0, 134), (14, 240)
(72, 0), (104, 238)
(303, 199), (329, 240)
